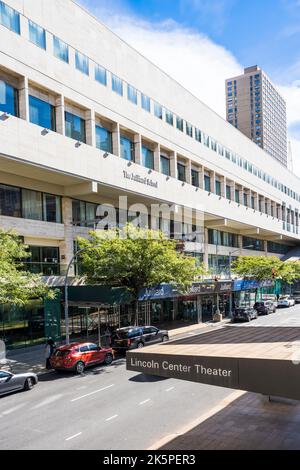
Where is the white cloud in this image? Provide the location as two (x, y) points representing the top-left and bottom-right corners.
(78, 0), (300, 176)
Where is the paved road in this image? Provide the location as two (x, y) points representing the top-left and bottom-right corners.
(232, 303), (300, 327)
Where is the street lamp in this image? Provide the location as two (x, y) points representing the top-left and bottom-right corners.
(64, 245), (101, 344)
(228, 245), (254, 317)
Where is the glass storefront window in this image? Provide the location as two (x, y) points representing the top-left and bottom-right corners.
(95, 125), (112, 153)
(142, 146), (154, 170)
(0, 183), (21, 217)
(120, 135), (134, 161)
(0, 80), (18, 116)
(65, 111), (86, 143)
(29, 95), (56, 131)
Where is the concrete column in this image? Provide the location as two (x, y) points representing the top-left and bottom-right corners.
(60, 197), (75, 276)
(210, 170), (216, 194)
(154, 143), (160, 172)
(18, 77), (29, 121)
(186, 159), (192, 185)
(55, 95), (65, 135)
(85, 109), (96, 147)
(220, 176), (226, 198)
(230, 181), (235, 202)
(134, 134), (142, 165)
(170, 151), (177, 178)
(112, 123), (120, 157)
(238, 234), (243, 250)
(198, 166), (204, 190)
(203, 227), (209, 270)
(264, 240), (268, 256)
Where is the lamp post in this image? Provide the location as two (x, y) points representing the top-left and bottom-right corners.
(64, 245), (100, 344)
(228, 245), (254, 317)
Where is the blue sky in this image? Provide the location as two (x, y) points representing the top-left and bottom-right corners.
(78, 0), (300, 173)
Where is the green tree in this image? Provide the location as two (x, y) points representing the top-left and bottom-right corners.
(77, 224), (206, 321)
(0, 230), (56, 306)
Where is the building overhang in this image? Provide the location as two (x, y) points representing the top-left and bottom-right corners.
(127, 326), (300, 401)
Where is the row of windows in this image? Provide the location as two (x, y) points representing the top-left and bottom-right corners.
(1, 1), (298, 206)
(0, 183), (62, 223)
(208, 229), (239, 248)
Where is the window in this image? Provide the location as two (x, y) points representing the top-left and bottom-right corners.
(0, 183), (21, 217)
(204, 134), (210, 147)
(226, 185), (231, 200)
(0, 1), (20, 34)
(75, 50), (89, 75)
(141, 93), (150, 112)
(160, 156), (170, 176)
(235, 189), (240, 203)
(142, 146), (154, 170)
(165, 110), (174, 126)
(95, 125), (112, 153)
(154, 102), (163, 120)
(120, 135), (134, 161)
(186, 122), (193, 137)
(112, 74), (123, 96)
(72, 199), (86, 226)
(95, 64), (107, 86)
(211, 139), (217, 151)
(204, 174), (211, 192)
(127, 84), (137, 105)
(43, 194), (61, 223)
(243, 237), (264, 251)
(177, 163), (186, 182)
(22, 189), (43, 221)
(215, 180), (221, 196)
(29, 20), (46, 49)
(243, 193), (248, 206)
(65, 112), (86, 143)
(29, 96), (56, 131)
(0, 80), (18, 116)
(176, 117), (184, 132)
(195, 128), (202, 142)
(53, 36), (69, 63)
(191, 169), (199, 188)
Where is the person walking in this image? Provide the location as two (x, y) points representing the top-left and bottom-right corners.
(104, 325), (112, 348)
(45, 338), (55, 369)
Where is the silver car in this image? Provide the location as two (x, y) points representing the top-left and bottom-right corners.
(0, 370), (38, 397)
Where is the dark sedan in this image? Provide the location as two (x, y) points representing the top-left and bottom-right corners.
(111, 326), (169, 352)
(254, 301), (276, 315)
(232, 307), (258, 323)
(0, 370), (38, 397)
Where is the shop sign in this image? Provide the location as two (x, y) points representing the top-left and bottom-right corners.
(123, 170), (158, 188)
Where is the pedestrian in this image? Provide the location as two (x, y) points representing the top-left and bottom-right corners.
(104, 325), (111, 348)
(45, 338), (55, 370)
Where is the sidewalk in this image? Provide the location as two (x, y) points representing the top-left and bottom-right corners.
(1, 321), (225, 375)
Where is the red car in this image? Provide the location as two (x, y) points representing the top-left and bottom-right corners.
(50, 342), (114, 374)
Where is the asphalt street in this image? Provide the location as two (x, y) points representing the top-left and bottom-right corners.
(1, 304), (300, 450)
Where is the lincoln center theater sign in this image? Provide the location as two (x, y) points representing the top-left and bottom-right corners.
(126, 326), (300, 400)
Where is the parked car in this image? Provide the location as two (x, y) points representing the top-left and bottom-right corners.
(0, 370), (38, 397)
(111, 326), (169, 352)
(254, 301), (276, 315)
(50, 342), (114, 374)
(277, 295), (296, 308)
(292, 292), (300, 304)
(232, 307), (258, 323)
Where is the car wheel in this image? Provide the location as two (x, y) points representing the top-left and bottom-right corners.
(75, 361), (85, 374)
(24, 377), (35, 391)
(162, 336), (169, 343)
(104, 353), (113, 365)
(137, 342), (144, 349)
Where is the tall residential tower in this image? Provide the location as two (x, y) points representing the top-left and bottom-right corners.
(226, 66), (288, 167)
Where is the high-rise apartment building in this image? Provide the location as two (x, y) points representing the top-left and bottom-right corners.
(226, 66), (288, 167)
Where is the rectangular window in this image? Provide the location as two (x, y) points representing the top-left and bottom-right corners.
(65, 111), (86, 143)
(195, 128), (202, 142)
(215, 180), (221, 196)
(0, 80), (18, 116)
(177, 163), (186, 182)
(43, 194), (61, 223)
(154, 102), (163, 120)
(226, 185), (231, 200)
(160, 156), (170, 176)
(29, 96), (56, 131)
(176, 117), (184, 132)
(165, 110), (174, 126)
(204, 134), (210, 147)
(22, 189), (43, 221)
(72, 199), (86, 226)
(235, 189), (240, 203)
(204, 174), (211, 192)
(191, 169), (199, 188)
(0, 183), (21, 217)
(95, 125), (112, 153)
(29, 20), (46, 49)
(112, 74), (123, 96)
(243, 193), (248, 206)
(142, 146), (154, 170)
(127, 84), (137, 105)
(75, 50), (89, 75)
(211, 139), (217, 152)
(120, 135), (134, 161)
(141, 93), (150, 112)
(186, 122), (193, 137)
(94, 64), (107, 86)
(53, 36), (69, 63)
(0, 1), (20, 34)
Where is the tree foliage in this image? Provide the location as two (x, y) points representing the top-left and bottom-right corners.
(231, 256), (300, 284)
(0, 230), (56, 306)
(77, 224), (206, 299)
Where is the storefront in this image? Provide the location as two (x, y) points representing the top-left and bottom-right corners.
(233, 279), (276, 307)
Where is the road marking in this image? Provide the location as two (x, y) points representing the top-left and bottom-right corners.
(106, 414), (118, 422)
(71, 384), (115, 402)
(2, 404), (25, 415)
(65, 432), (82, 441)
(31, 394), (63, 410)
(165, 387), (175, 392)
(139, 399), (151, 405)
